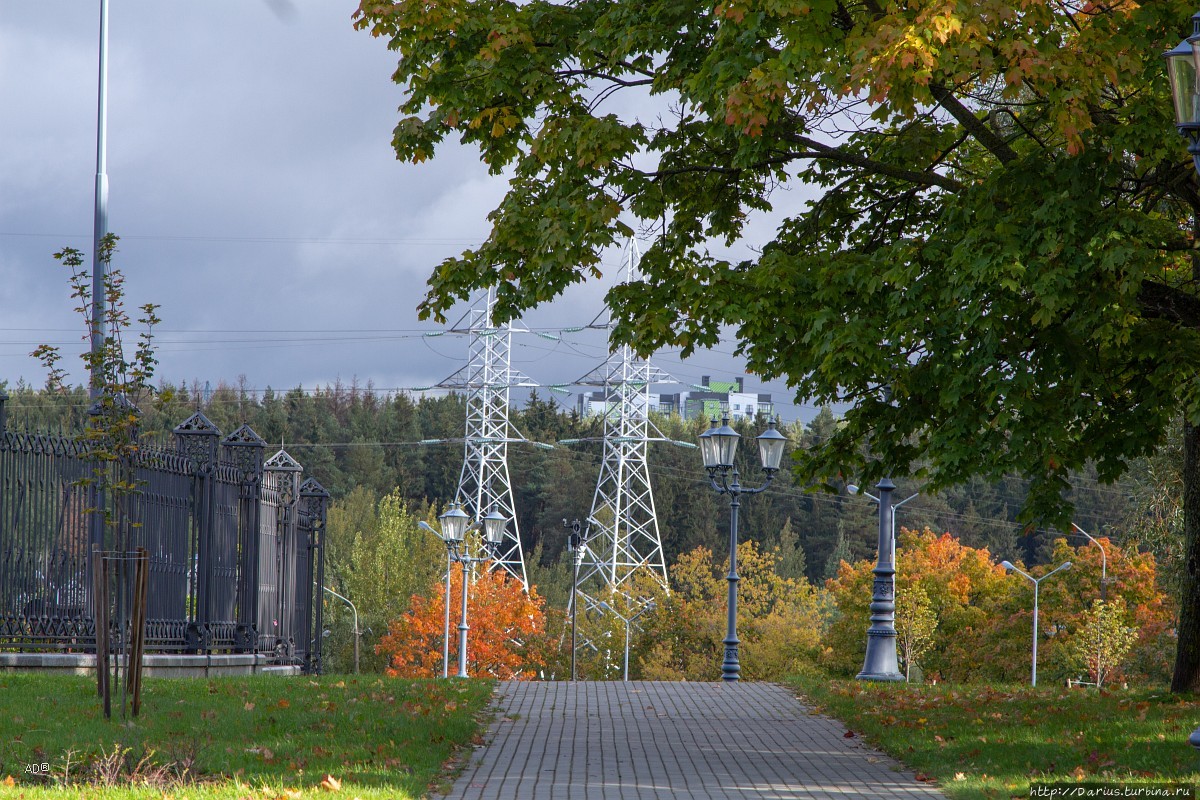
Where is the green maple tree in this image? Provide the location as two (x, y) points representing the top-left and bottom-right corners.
(355, 0), (1200, 690)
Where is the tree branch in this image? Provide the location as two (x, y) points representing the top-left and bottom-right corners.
(930, 82), (1019, 165)
(1138, 279), (1200, 329)
(786, 134), (965, 192)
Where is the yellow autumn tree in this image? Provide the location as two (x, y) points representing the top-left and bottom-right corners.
(638, 541), (825, 681)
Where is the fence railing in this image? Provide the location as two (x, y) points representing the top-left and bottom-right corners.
(0, 395), (329, 673)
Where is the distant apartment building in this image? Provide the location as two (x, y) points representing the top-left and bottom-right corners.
(576, 376), (774, 422)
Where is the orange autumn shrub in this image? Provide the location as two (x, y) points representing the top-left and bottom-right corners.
(377, 562), (546, 679)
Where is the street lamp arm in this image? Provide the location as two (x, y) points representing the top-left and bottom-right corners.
(1070, 523), (1107, 592)
(1001, 561), (1035, 583)
(739, 471), (776, 495)
(1043, 561), (1073, 581)
(893, 492), (920, 510)
(707, 473), (731, 495)
(323, 586), (360, 638)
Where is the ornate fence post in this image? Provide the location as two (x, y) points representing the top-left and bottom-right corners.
(0, 387), (8, 435)
(264, 448), (302, 660)
(300, 477), (330, 675)
(174, 412), (220, 653)
(223, 425), (266, 654)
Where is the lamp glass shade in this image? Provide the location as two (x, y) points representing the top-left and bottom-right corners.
(482, 507), (507, 545)
(711, 418), (740, 468)
(439, 504), (470, 543)
(755, 421), (787, 472)
(698, 419), (721, 469)
(1167, 37), (1200, 127)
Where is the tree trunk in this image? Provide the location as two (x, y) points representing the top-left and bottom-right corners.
(1171, 419), (1200, 692)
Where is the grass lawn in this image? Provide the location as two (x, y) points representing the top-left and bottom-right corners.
(788, 672), (1200, 799)
(0, 672), (494, 799)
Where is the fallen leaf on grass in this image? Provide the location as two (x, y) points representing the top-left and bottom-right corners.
(277, 699), (291, 709)
(321, 774), (342, 792)
(244, 702), (256, 711)
(2, 776), (13, 787)
(245, 746), (276, 762)
(914, 773), (935, 783)
(843, 731), (855, 738)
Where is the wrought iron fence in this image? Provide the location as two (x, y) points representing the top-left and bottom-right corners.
(0, 395), (329, 672)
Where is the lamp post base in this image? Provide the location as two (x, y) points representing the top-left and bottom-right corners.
(856, 631), (904, 682)
(721, 641), (740, 682)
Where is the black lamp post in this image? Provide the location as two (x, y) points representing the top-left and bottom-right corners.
(699, 415), (786, 682)
(846, 480), (919, 682)
(1166, 15), (1200, 749)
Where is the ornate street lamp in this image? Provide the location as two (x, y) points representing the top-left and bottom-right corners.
(846, 480), (919, 682)
(699, 415), (786, 681)
(419, 504), (507, 678)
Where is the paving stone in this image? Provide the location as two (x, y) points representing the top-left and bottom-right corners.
(439, 681), (948, 800)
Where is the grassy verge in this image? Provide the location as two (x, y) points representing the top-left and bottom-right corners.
(0, 672), (494, 799)
(787, 672), (1200, 800)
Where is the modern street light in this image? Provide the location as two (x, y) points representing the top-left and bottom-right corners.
(563, 518), (591, 682)
(845, 480), (918, 682)
(322, 586), (360, 674)
(419, 504), (507, 678)
(598, 599), (657, 681)
(1070, 523), (1107, 601)
(698, 414), (786, 681)
(1000, 560), (1072, 687)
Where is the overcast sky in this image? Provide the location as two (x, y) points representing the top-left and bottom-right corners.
(0, 2), (826, 423)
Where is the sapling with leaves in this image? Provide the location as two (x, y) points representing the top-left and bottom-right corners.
(1067, 599), (1138, 688)
(31, 233), (164, 534)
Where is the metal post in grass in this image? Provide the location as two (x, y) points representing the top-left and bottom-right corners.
(1000, 560), (1072, 687)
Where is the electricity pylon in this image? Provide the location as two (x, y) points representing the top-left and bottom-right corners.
(570, 240), (678, 612)
(436, 287), (542, 589)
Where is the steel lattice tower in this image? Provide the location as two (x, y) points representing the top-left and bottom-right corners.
(575, 241), (671, 608)
(438, 287), (535, 588)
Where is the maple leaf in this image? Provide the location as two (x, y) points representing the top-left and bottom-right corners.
(320, 774), (342, 792)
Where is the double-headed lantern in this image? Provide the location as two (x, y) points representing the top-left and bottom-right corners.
(437, 503), (507, 547)
(699, 415), (787, 475)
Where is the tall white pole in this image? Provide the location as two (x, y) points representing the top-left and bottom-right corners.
(443, 549), (452, 679)
(91, 0), (111, 398)
(1031, 581), (1039, 687)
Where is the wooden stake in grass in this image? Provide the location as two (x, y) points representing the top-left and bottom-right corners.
(127, 547), (149, 716)
(92, 544), (111, 718)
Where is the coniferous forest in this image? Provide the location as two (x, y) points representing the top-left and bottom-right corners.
(3, 378), (1174, 677)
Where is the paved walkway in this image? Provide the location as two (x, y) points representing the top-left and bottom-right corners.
(440, 681), (948, 800)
